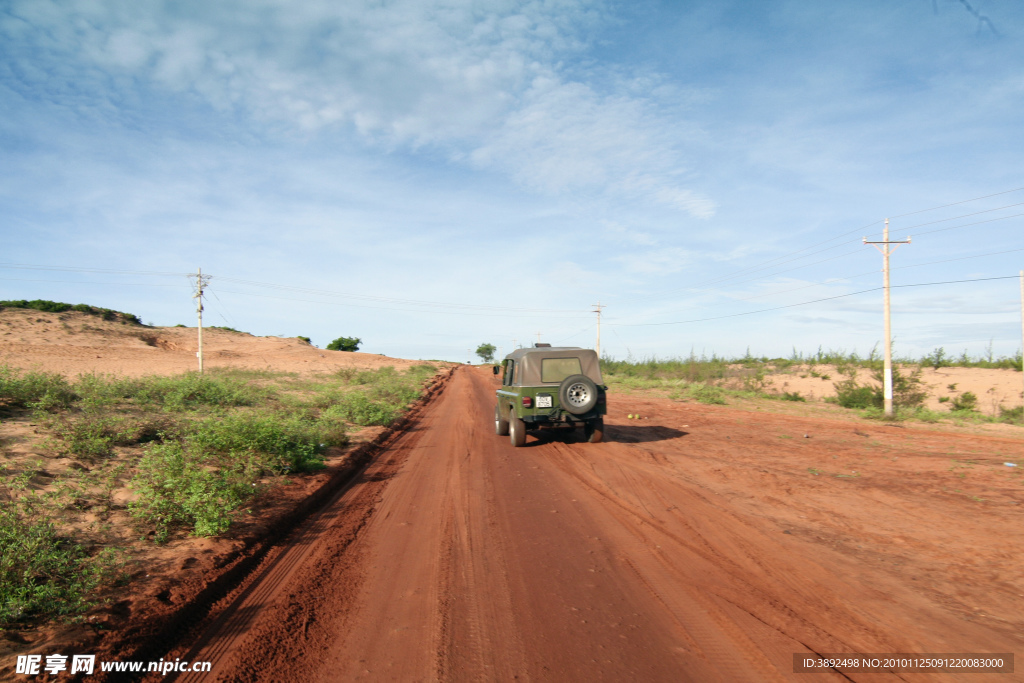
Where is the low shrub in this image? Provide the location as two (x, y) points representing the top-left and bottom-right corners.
(323, 394), (401, 426)
(998, 405), (1023, 423)
(48, 414), (171, 459)
(187, 412), (333, 473)
(832, 366), (926, 412)
(950, 392), (978, 412)
(0, 366), (77, 410)
(133, 373), (261, 410)
(129, 442), (263, 539)
(0, 506), (122, 625)
(691, 383), (727, 405)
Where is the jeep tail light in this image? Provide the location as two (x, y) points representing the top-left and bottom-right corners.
(522, 396), (533, 408)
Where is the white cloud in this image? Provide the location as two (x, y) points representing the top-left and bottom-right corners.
(3, 0), (711, 215)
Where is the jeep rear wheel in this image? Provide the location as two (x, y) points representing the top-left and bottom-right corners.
(495, 404), (509, 435)
(509, 408), (526, 447)
(559, 374), (598, 415)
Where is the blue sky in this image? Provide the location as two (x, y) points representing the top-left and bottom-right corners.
(1, 0), (1022, 362)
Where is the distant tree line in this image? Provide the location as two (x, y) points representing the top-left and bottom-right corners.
(0, 299), (142, 325)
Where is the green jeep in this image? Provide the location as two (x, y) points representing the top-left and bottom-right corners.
(493, 345), (607, 447)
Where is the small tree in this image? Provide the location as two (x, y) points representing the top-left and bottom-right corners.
(327, 336), (361, 352)
(476, 343), (497, 364)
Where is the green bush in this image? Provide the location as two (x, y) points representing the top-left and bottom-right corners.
(133, 373), (260, 410)
(327, 336), (361, 352)
(999, 405), (1023, 423)
(323, 394), (400, 426)
(833, 366), (926, 412)
(0, 506), (121, 625)
(129, 442), (262, 539)
(0, 365), (77, 410)
(690, 383), (726, 405)
(129, 409), (342, 538)
(834, 378), (877, 409)
(950, 392), (978, 412)
(74, 374), (143, 409)
(780, 391), (806, 402)
(187, 412), (332, 473)
(48, 414), (170, 459)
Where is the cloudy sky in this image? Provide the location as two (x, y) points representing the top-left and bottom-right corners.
(2, 0), (1022, 362)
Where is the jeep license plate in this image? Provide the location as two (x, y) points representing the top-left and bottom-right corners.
(536, 395), (553, 408)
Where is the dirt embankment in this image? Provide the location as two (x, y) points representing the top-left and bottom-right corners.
(0, 307), (424, 377)
(766, 363), (1023, 414)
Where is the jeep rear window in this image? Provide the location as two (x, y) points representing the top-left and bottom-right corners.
(541, 357), (582, 383)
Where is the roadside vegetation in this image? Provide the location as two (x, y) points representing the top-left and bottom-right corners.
(601, 346), (1023, 425)
(0, 362), (439, 626)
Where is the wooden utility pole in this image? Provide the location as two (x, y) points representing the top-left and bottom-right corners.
(864, 220), (910, 417)
(193, 268), (211, 374)
(592, 301), (605, 357)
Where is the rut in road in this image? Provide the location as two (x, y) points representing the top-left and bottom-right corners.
(152, 366), (1008, 682)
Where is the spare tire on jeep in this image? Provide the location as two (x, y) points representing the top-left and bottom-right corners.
(559, 374), (598, 415)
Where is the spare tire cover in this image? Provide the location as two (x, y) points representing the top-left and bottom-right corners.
(559, 374), (598, 415)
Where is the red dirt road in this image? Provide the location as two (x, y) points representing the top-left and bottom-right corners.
(156, 366), (1022, 682)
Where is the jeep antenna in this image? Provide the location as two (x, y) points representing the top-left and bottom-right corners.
(592, 301), (605, 358)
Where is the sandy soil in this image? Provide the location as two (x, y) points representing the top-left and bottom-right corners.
(0, 307), (425, 377)
(86, 367), (1019, 683)
(764, 364), (1023, 414)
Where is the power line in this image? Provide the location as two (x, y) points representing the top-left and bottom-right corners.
(0, 264), (587, 316)
(732, 244), (1024, 303)
(211, 275), (583, 314)
(610, 185), (1024, 304)
(609, 275), (1022, 327)
(889, 185), (1024, 219)
(891, 201), (1024, 232)
(209, 286), (591, 319)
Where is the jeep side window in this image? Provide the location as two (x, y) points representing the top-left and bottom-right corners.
(503, 360), (514, 386)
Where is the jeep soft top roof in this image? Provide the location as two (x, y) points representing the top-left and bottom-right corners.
(502, 347), (603, 385)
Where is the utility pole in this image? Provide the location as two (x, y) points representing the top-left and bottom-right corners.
(864, 220), (910, 417)
(192, 267), (211, 374)
(512, 338), (517, 350)
(592, 301), (605, 358)
(536, 331), (542, 345)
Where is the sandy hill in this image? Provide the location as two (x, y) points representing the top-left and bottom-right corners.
(0, 307), (426, 377)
